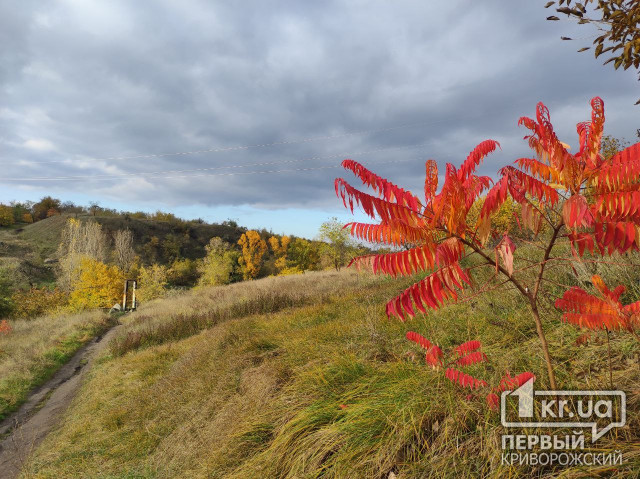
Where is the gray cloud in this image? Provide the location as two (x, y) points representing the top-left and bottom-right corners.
(0, 0), (638, 213)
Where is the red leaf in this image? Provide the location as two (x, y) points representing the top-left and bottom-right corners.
(406, 331), (433, 350)
(445, 368), (488, 390)
(486, 393), (499, 410)
(454, 340), (482, 356)
(456, 351), (488, 366)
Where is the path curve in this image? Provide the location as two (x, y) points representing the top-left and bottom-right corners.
(0, 324), (121, 479)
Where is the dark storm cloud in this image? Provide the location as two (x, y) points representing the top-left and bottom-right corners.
(0, 0), (637, 211)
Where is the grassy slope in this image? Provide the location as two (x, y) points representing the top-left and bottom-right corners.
(0, 309), (113, 421)
(21, 263), (640, 478)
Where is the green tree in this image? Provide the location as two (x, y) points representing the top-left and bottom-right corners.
(318, 217), (353, 271)
(0, 269), (15, 318)
(162, 234), (185, 262)
(198, 237), (239, 286)
(168, 258), (200, 287)
(600, 134), (630, 159)
(288, 238), (320, 272)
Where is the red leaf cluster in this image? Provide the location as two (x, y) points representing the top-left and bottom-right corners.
(405, 331), (433, 349)
(454, 340), (482, 356)
(336, 138), (501, 321)
(555, 274), (640, 332)
(405, 331), (442, 368)
(445, 368), (488, 390)
(456, 351), (488, 366)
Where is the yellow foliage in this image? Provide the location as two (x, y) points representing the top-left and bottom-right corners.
(468, 196), (520, 235)
(278, 266), (303, 276)
(22, 213), (33, 224)
(11, 287), (69, 319)
(137, 264), (168, 302)
(238, 230), (267, 280)
(269, 236), (290, 273)
(0, 205), (14, 227)
(68, 258), (124, 311)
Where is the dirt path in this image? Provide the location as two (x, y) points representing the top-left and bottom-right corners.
(0, 324), (121, 479)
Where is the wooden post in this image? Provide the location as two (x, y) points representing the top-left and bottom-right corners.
(122, 280), (129, 311)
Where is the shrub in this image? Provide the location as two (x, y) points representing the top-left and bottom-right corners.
(335, 97), (640, 390)
(11, 287), (69, 319)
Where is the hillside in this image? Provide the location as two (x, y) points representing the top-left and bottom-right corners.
(0, 213), (250, 288)
(17, 262), (640, 478)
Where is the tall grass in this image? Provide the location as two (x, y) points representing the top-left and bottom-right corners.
(109, 270), (375, 356)
(0, 309), (112, 420)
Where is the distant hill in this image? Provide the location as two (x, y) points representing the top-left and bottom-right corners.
(0, 213), (251, 288)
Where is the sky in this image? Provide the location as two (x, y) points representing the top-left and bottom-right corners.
(0, 0), (638, 238)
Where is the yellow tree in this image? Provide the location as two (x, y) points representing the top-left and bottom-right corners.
(137, 264), (168, 301)
(238, 230), (267, 280)
(268, 235), (290, 273)
(68, 258), (124, 311)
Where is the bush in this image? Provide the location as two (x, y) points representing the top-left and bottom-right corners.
(11, 287), (69, 319)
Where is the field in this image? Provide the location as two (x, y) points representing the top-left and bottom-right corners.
(14, 257), (640, 478)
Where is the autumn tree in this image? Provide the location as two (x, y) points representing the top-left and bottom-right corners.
(137, 264), (169, 302)
(0, 205), (15, 227)
(238, 230), (267, 280)
(268, 235), (290, 273)
(68, 258), (124, 311)
(113, 229), (136, 273)
(335, 97), (639, 391)
(58, 219), (108, 290)
(32, 196), (61, 221)
(318, 217), (354, 271)
(198, 237), (239, 286)
(545, 0), (640, 103)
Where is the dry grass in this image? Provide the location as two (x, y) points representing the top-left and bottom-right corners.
(110, 269), (374, 356)
(0, 309), (112, 420)
(19, 260), (640, 478)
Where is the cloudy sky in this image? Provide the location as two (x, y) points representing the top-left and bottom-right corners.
(0, 0), (638, 238)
